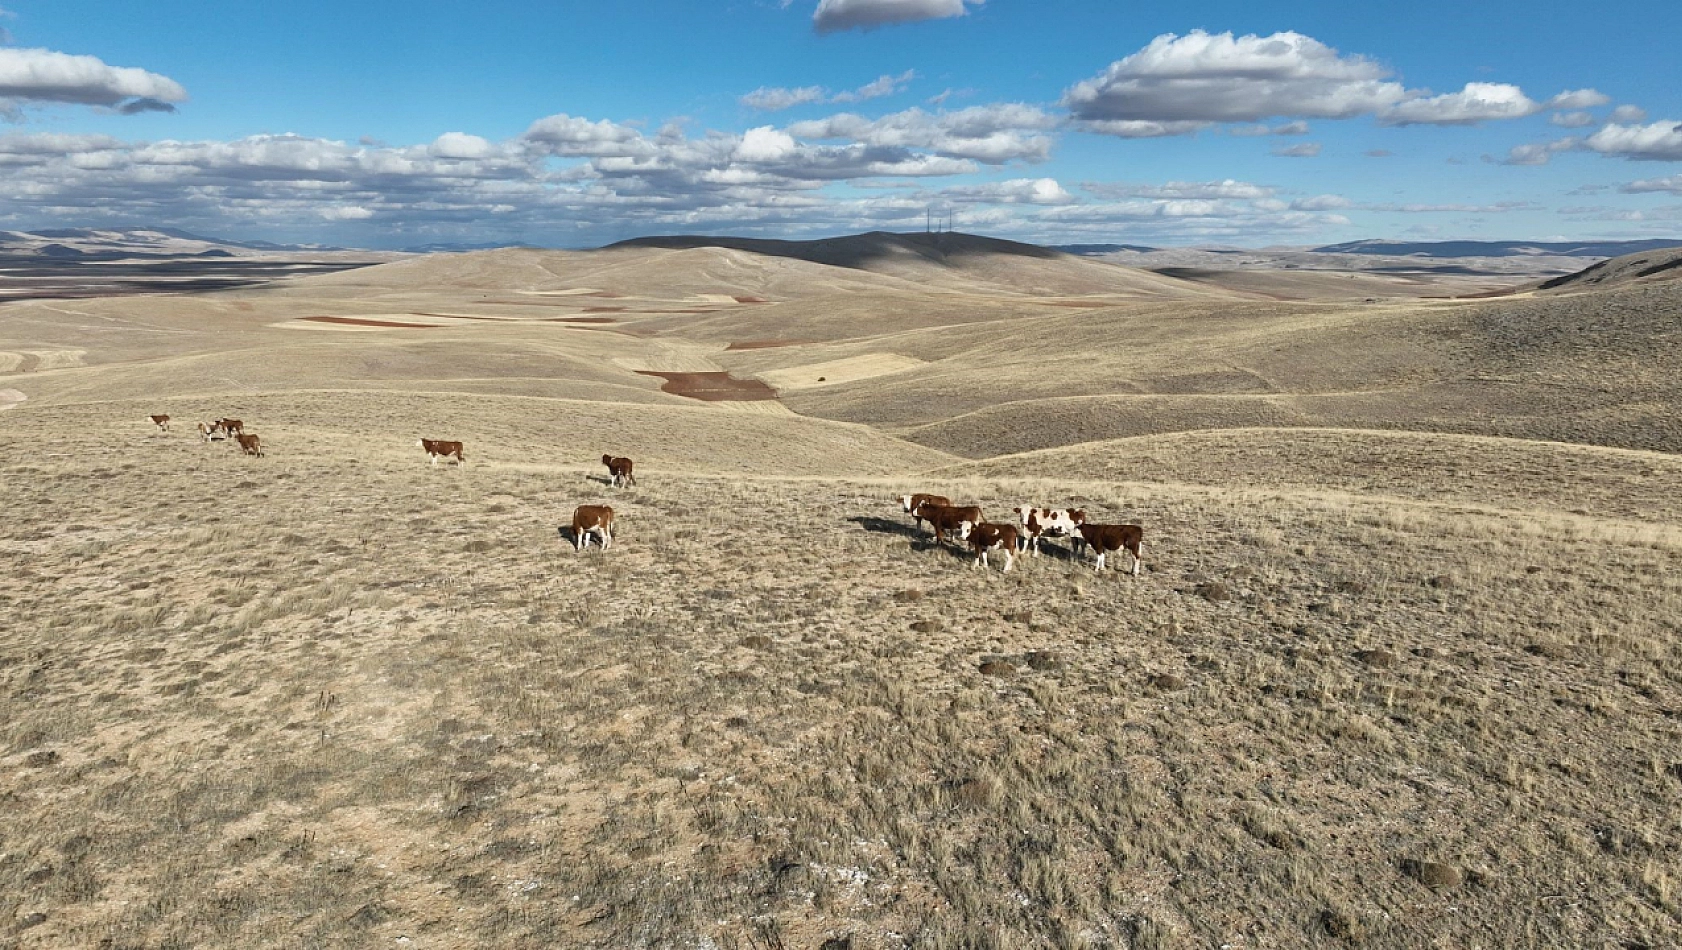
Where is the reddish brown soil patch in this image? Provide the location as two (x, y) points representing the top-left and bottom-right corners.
(299, 316), (440, 328)
(543, 317), (619, 324)
(734, 295), (770, 304)
(413, 313), (505, 321)
(725, 340), (808, 351)
(636, 371), (778, 401)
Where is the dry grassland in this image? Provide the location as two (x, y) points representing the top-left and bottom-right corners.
(3, 244), (1681, 948)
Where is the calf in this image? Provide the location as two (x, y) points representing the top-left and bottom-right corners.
(571, 504), (614, 551)
(215, 418), (244, 437)
(197, 421), (227, 442)
(602, 455), (636, 487)
(418, 438), (465, 465)
(914, 502), (983, 547)
(235, 433), (264, 457)
(1075, 522), (1144, 576)
(146, 414), (171, 432)
(960, 521), (1019, 573)
(899, 493), (951, 530)
(1013, 506), (1086, 557)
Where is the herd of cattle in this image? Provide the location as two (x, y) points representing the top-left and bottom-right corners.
(899, 492), (1144, 575)
(145, 415), (1143, 574)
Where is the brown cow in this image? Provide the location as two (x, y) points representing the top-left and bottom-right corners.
(146, 414), (171, 432)
(914, 502), (983, 547)
(235, 433), (264, 457)
(197, 421), (226, 442)
(1075, 521), (1144, 575)
(602, 455), (636, 487)
(215, 418), (244, 437)
(418, 438), (465, 465)
(899, 493), (951, 530)
(960, 522), (1020, 573)
(571, 504), (614, 551)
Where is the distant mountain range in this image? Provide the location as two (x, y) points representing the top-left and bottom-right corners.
(1308, 238), (1682, 259)
(0, 227), (343, 259)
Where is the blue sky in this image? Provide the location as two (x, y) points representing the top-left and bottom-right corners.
(1, 0), (1678, 249)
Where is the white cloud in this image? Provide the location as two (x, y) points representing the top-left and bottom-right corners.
(1379, 83), (1541, 125)
(1083, 179), (1274, 200)
(0, 46), (187, 111)
(1272, 142), (1322, 157)
(1064, 30), (1407, 131)
(320, 205), (374, 221)
(735, 126), (799, 162)
(741, 85), (827, 111)
(1585, 121), (1682, 161)
(789, 103), (1055, 163)
(1622, 175), (1682, 196)
(1549, 111), (1597, 129)
(1292, 194), (1352, 210)
(1495, 137), (1578, 166)
(813, 0), (980, 33)
(1610, 105), (1648, 123)
(741, 70), (916, 111)
(936, 177), (1075, 205)
(522, 113), (651, 157)
(1546, 89), (1611, 110)
(430, 132), (494, 160)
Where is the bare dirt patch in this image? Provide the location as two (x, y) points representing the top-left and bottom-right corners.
(298, 316), (441, 329)
(635, 370), (778, 401)
(725, 340), (808, 351)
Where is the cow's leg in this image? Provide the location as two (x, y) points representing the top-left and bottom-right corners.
(601, 526), (612, 550)
(1002, 548), (1014, 573)
(1131, 540), (1143, 576)
(1094, 550), (1106, 572)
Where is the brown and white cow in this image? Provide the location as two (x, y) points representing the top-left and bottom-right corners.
(418, 438), (465, 465)
(571, 504), (614, 551)
(1012, 506), (1086, 557)
(235, 433), (264, 457)
(197, 421), (227, 442)
(914, 502), (983, 547)
(602, 455), (636, 487)
(899, 493), (951, 530)
(960, 521), (1019, 573)
(1075, 522), (1144, 575)
(146, 414), (171, 432)
(215, 418), (244, 437)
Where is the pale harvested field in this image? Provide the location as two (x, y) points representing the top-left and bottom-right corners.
(2, 243), (1681, 949)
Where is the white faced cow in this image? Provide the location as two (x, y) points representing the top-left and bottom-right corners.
(959, 521), (1019, 573)
(146, 414), (171, 432)
(418, 438), (465, 466)
(1012, 506), (1085, 557)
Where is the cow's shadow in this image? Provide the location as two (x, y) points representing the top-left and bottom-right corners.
(851, 516), (974, 560)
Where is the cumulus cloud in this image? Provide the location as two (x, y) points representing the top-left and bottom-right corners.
(1064, 30), (1407, 132)
(741, 85), (827, 111)
(789, 103), (1055, 163)
(1490, 137), (1578, 166)
(813, 0), (980, 33)
(430, 132), (494, 160)
(1585, 120), (1682, 160)
(1292, 194), (1353, 210)
(1272, 142), (1322, 157)
(1622, 175), (1682, 196)
(1610, 105), (1648, 123)
(1083, 179), (1274, 200)
(935, 177), (1074, 205)
(1546, 89), (1611, 110)
(1379, 83), (1541, 125)
(741, 70), (915, 111)
(0, 47), (187, 112)
(522, 113), (651, 157)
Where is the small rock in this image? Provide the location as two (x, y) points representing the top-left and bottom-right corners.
(23, 750), (58, 768)
(1355, 649), (1397, 668)
(1002, 609), (1033, 625)
(1194, 581), (1230, 603)
(1148, 673), (1185, 690)
(1403, 859), (1463, 889)
(1525, 642), (1571, 660)
(1426, 574), (1456, 590)
(739, 635), (773, 651)
(893, 589), (924, 603)
(1320, 909), (1362, 940)
(979, 660), (1015, 677)
(17, 912), (46, 931)
(910, 620), (942, 634)
(1024, 650), (1062, 671)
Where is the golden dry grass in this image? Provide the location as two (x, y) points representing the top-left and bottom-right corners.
(2, 244), (1680, 948)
